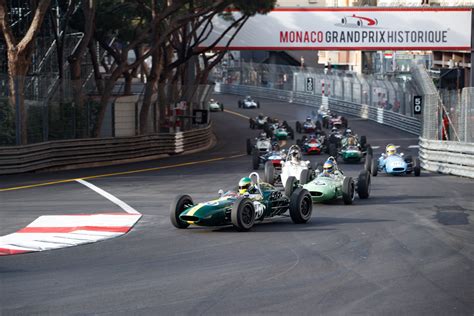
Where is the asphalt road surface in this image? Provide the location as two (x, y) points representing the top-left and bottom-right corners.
(1, 94), (473, 315)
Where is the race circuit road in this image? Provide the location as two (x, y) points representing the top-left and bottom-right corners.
(0, 94), (473, 315)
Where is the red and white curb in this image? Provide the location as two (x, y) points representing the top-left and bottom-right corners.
(0, 179), (141, 256)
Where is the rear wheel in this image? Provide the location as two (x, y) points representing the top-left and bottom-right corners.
(170, 195), (193, 229)
(366, 144), (373, 156)
(231, 197), (255, 231)
(342, 177), (355, 205)
(371, 158), (378, 176)
(296, 121), (302, 133)
(220, 104), (224, 111)
(257, 101), (260, 109)
(238, 101), (242, 108)
(249, 118), (255, 129)
(364, 153), (373, 172)
(285, 176), (297, 197)
(264, 161), (275, 185)
(357, 170), (371, 199)
(414, 158), (421, 176)
(289, 188), (313, 224)
(246, 138), (252, 155)
(360, 135), (367, 148)
(252, 149), (260, 170)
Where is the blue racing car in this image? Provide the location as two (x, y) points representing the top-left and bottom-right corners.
(371, 144), (421, 177)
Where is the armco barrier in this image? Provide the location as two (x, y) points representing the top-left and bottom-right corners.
(419, 138), (474, 179)
(0, 124), (212, 175)
(218, 84), (421, 135)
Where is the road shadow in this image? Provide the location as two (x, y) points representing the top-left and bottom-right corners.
(356, 194), (439, 205)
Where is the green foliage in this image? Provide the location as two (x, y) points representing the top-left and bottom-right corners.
(0, 99), (15, 146)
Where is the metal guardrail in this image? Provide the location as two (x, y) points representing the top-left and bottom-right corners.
(419, 138), (474, 179)
(0, 124), (213, 175)
(218, 84), (421, 135)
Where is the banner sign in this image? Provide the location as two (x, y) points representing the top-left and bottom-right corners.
(202, 8), (472, 51)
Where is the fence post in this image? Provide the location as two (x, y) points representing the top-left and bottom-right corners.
(14, 76), (21, 145)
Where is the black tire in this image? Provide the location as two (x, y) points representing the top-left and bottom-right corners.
(342, 117), (348, 128)
(246, 138), (252, 155)
(249, 118), (255, 129)
(257, 101), (260, 109)
(296, 139), (303, 148)
(323, 117), (329, 129)
(364, 153), (372, 172)
(252, 148), (260, 170)
(360, 135), (367, 148)
(289, 188), (312, 224)
(329, 143), (338, 158)
(357, 170), (371, 199)
(299, 169), (310, 185)
(405, 155), (413, 174)
(316, 121), (322, 130)
(285, 176), (297, 197)
(366, 144), (373, 156)
(288, 127), (294, 140)
(220, 104), (224, 111)
(231, 197), (255, 231)
(371, 158), (378, 176)
(238, 101), (242, 108)
(342, 177), (355, 205)
(264, 161), (275, 185)
(296, 121), (301, 133)
(170, 195), (193, 229)
(414, 158), (421, 176)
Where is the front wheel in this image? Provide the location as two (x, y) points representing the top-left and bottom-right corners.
(246, 138), (252, 155)
(414, 158), (421, 176)
(371, 158), (378, 176)
(264, 161), (275, 185)
(357, 170), (371, 199)
(231, 197), (255, 231)
(252, 149), (260, 170)
(285, 176), (297, 197)
(289, 188), (313, 224)
(170, 195), (193, 229)
(296, 121), (301, 133)
(342, 177), (355, 205)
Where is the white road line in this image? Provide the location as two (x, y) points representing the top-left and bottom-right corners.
(76, 179), (140, 215)
(408, 145), (420, 149)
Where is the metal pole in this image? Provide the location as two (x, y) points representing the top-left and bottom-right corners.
(14, 77), (21, 145)
(470, 9), (474, 87)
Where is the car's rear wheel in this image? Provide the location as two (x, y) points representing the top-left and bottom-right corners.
(246, 138), (252, 155)
(414, 158), (421, 176)
(264, 161), (275, 184)
(296, 121), (301, 133)
(249, 118), (255, 129)
(357, 170), (371, 199)
(231, 197), (255, 231)
(360, 135), (367, 148)
(342, 177), (355, 205)
(371, 158), (378, 176)
(364, 153), (373, 172)
(366, 144), (373, 156)
(285, 176), (297, 197)
(170, 195), (193, 229)
(289, 188), (312, 224)
(252, 149), (260, 170)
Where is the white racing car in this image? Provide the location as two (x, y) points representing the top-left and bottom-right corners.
(238, 96), (260, 109)
(247, 132), (272, 155)
(208, 99), (224, 112)
(265, 145), (314, 188)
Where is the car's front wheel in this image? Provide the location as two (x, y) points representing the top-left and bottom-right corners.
(231, 197), (255, 231)
(170, 195), (193, 229)
(289, 188), (312, 224)
(342, 177), (355, 205)
(357, 170), (371, 199)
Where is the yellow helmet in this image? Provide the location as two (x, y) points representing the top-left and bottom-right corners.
(386, 144), (397, 156)
(323, 160), (334, 174)
(238, 177), (252, 194)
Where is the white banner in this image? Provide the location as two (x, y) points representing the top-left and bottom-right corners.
(201, 8), (472, 50)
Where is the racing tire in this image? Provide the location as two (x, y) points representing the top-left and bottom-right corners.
(360, 135), (367, 148)
(404, 155), (413, 174)
(299, 169), (311, 185)
(296, 121), (302, 134)
(296, 139), (303, 148)
(288, 127), (295, 140)
(323, 117), (329, 129)
(231, 197), (255, 231)
(285, 176), (297, 197)
(329, 143), (338, 159)
(364, 153), (373, 172)
(342, 177), (355, 205)
(316, 121), (322, 130)
(357, 170), (371, 199)
(371, 158), (378, 176)
(252, 149), (260, 170)
(238, 101), (242, 108)
(257, 101), (260, 109)
(414, 158), (421, 177)
(249, 118), (255, 129)
(289, 188), (313, 224)
(170, 195), (193, 229)
(220, 104), (224, 111)
(342, 117), (348, 128)
(264, 161), (275, 185)
(246, 138), (252, 155)
(366, 144), (373, 156)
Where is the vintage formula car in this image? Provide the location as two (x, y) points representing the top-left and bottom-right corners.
(285, 159), (371, 205)
(296, 134), (327, 155)
(252, 146), (286, 171)
(170, 172), (313, 231)
(296, 116), (321, 134)
(208, 99), (224, 112)
(238, 96), (260, 109)
(328, 134), (372, 170)
(247, 133), (272, 156)
(265, 120), (294, 141)
(279, 145), (316, 189)
(249, 114), (272, 129)
(371, 151), (421, 177)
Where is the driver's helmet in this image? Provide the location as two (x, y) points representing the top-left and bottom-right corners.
(386, 144), (397, 156)
(246, 96), (251, 100)
(288, 147), (301, 162)
(305, 116), (312, 122)
(238, 177), (252, 195)
(323, 159), (334, 174)
(258, 113), (264, 119)
(331, 127), (338, 133)
(259, 132), (267, 139)
(345, 128), (352, 135)
(209, 99), (215, 103)
(272, 142), (280, 151)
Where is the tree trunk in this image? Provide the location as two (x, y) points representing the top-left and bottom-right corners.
(139, 47), (162, 134)
(123, 71), (133, 95)
(88, 41), (104, 95)
(7, 49), (29, 145)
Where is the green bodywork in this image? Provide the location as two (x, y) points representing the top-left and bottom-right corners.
(179, 183), (291, 226)
(302, 172), (345, 203)
(273, 128), (288, 141)
(340, 147), (363, 162)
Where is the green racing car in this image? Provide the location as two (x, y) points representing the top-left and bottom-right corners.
(285, 158), (371, 205)
(170, 172), (313, 231)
